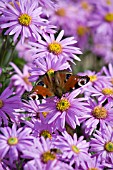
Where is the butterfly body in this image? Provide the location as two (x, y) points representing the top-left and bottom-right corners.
(29, 70), (90, 99)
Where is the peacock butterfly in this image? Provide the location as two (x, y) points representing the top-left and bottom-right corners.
(29, 70), (90, 100)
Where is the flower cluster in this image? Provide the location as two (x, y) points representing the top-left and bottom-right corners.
(0, 0), (113, 170)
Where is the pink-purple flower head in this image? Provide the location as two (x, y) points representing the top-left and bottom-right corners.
(76, 0), (93, 15)
(29, 53), (71, 82)
(90, 0), (113, 10)
(0, 0), (48, 43)
(81, 99), (113, 136)
(92, 34), (113, 64)
(0, 123), (34, 165)
(24, 159), (74, 170)
(87, 83), (113, 103)
(0, 86), (22, 125)
(79, 156), (105, 170)
(78, 70), (110, 88)
(90, 123), (113, 165)
(22, 136), (58, 166)
(88, 3), (113, 36)
(48, 0), (76, 32)
(33, 119), (57, 139)
(54, 131), (90, 168)
(74, 20), (90, 51)
(29, 30), (82, 64)
(39, 89), (90, 131)
(10, 62), (32, 96)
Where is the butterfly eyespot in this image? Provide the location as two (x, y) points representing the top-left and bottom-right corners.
(36, 81), (46, 88)
(66, 73), (71, 80)
(64, 73), (72, 83)
(29, 93), (39, 100)
(78, 78), (87, 87)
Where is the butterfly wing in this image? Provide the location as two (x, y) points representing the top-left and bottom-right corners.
(64, 74), (90, 93)
(29, 70), (90, 99)
(29, 74), (54, 99)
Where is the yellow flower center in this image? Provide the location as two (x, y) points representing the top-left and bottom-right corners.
(56, 98), (70, 111)
(42, 112), (49, 118)
(106, 0), (112, 5)
(7, 137), (18, 145)
(77, 25), (88, 36)
(88, 168), (99, 170)
(105, 12), (113, 22)
(71, 145), (80, 153)
(40, 130), (52, 139)
(48, 41), (62, 55)
(23, 76), (32, 85)
(89, 75), (97, 82)
(47, 69), (54, 76)
(105, 142), (113, 152)
(0, 99), (4, 108)
(92, 106), (107, 119)
(41, 151), (56, 163)
(18, 14), (31, 26)
(81, 1), (89, 10)
(102, 88), (113, 95)
(55, 8), (66, 17)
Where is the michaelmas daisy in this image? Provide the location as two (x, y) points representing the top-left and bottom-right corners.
(29, 30), (82, 63)
(0, 0), (47, 43)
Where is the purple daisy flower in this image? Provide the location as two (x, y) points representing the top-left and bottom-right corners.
(78, 69), (110, 96)
(24, 159), (74, 170)
(0, 123), (34, 164)
(0, 0), (47, 43)
(29, 30), (82, 63)
(33, 119), (56, 139)
(29, 53), (71, 82)
(39, 89), (90, 130)
(55, 131), (90, 168)
(22, 136), (57, 165)
(80, 156), (104, 170)
(90, 123), (113, 164)
(88, 3), (113, 36)
(92, 34), (113, 64)
(90, 0), (113, 9)
(48, 0), (76, 33)
(76, 0), (93, 15)
(10, 62), (32, 96)
(81, 99), (113, 136)
(87, 83), (113, 103)
(0, 86), (22, 125)
(74, 20), (90, 51)
(79, 70), (109, 87)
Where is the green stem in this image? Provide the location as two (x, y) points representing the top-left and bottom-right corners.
(0, 36), (8, 67)
(0, 35), (19, 67)
(6, 40), (19, 66)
